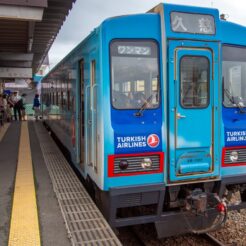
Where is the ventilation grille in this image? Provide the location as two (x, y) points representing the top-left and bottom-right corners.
(114, 154), (160, 174)
(224, 147), (246, 164)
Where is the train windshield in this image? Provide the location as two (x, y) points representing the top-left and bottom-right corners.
(110, 40), (160, 110)
(223, 46), (246, 108)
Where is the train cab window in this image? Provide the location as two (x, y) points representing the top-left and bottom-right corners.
(223, 46), (246, 108)
(180, 56), (209, 108)
(110, 40), (160, 109)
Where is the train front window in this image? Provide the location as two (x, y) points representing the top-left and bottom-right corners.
(223, 46), (246, 108)
(110, 40), (160, 110)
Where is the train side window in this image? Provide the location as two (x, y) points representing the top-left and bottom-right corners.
(80, 59), (85, 137)
(180, 56), (209, 108)
(91, 60), (96, 108)
(79, 59), (85, 168)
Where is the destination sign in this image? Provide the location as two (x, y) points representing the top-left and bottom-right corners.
(170, 12), (215, 35)
(117, 46), (151, 56)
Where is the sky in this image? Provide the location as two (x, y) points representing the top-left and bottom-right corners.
(48, 0), (246, 69)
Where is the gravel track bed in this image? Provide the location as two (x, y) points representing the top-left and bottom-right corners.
(210, 209), (246, 246)
(119, 209), (246, 245)
(119, 224), (210, 246)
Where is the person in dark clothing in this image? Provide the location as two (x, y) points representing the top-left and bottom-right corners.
(13, 91), (23, 121)
(14, 99), (24, 121)
(33, 94), (41, 120)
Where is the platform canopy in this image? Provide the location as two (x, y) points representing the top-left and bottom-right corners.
(0, 0), (76, 79)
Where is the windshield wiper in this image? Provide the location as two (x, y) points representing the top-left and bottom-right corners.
(134, 95), (153, 117)
(224, 88), (246, 114)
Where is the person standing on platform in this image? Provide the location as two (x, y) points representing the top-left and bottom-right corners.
(2, 94), (8, 122)
(13, 91), (22, 121)
(33, 94), (41, 121)
(0, 94), (4, 126)
(7, 93), (14, 121)
(21, 93), (27, 121)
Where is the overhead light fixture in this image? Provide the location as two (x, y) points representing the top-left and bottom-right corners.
(28, 38), (33, 52)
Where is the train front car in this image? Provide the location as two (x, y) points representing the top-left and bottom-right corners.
(101, 12), (165, 227)
(220, 21), (246, 213)
(102, 4), (225, 237)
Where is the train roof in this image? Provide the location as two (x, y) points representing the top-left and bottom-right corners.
(220, 20), (246, 46)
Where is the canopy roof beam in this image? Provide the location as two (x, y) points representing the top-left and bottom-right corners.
(0, 53), (33, 61)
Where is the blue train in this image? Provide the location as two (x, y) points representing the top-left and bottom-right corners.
(41, 3), (246, 237)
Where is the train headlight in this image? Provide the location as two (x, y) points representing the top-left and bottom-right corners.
(230, 151), (238, 162)
(141, 157), (152, 169)
(119, 160), (128, 170)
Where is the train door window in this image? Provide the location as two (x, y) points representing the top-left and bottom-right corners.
(180, 56), (209, 108)
(110, 40), (160, 109)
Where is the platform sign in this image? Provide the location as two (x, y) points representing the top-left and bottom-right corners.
(0, 67), (32, 78)
(170, 12), (215, 35)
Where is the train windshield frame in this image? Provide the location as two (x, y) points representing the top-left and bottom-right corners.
(110, 39), (160, 110)
(223, 45), (246, 108)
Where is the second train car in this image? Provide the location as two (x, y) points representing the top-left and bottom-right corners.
(41, 3), (246, 237)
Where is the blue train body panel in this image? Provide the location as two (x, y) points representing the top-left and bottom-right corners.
(101, 14), (165, 190)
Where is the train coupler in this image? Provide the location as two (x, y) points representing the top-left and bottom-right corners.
(183, 188), (228, 234)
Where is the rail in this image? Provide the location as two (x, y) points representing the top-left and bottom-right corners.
(201, 233), (226, 246)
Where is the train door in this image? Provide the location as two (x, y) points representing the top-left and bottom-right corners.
(168, 40), (220, 182)
(86, 59), (98, 172)
(91, 60), (98, 172)
(79, 59), (85, 171)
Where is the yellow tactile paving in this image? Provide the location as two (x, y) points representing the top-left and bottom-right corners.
(8, 122), (41, 246)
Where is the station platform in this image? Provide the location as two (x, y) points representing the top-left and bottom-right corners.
(0, 121), (121, 246)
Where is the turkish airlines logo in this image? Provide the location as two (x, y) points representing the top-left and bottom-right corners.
(147, 134), (160, 148)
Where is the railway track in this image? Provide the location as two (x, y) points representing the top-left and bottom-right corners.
(119, 224), (228, 246)
(201, 233), (226, 246)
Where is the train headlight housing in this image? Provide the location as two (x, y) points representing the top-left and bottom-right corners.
(141, 157), (152, 169)
(230, 151), (238, 162)
(119, 160), (128, 170)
